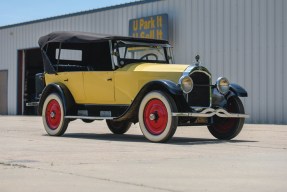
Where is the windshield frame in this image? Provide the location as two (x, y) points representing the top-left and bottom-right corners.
(112, 40), (173, 68)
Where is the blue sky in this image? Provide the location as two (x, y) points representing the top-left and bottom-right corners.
(0, 0), (137, 27)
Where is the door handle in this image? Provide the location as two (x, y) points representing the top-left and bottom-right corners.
(64, 79), (68, 82)
(107, 78), (112, 81)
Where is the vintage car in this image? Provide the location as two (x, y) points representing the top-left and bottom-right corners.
(36, 31), (249, 142)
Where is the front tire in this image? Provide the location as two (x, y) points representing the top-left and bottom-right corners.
(138, 91), (178, 143)
(208, 96), (245, 140)
(106, 120), (132, 134)
(42, 93), (69, 136)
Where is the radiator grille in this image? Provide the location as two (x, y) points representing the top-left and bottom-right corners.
(188, 72), (211, 107)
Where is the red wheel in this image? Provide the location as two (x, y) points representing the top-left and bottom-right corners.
(42, 93), (69, 136)
(143, 99), (168, 135)
(45, 99), (62, 130)
(208, 97), (245, 140)
(139, 91), (178, 143)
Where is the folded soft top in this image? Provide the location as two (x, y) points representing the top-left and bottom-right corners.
(38, 31), (169, 49)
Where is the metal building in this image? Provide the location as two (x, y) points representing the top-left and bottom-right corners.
(0, 0), (286, 124)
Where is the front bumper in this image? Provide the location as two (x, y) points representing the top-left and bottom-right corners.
(172, 108), (249, 118)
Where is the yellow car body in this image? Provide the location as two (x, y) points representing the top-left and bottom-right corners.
(45, 63), (188, 105)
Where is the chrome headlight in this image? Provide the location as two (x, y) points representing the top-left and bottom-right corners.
(216, 77), (230, 95)
(179, 75), (193, 94)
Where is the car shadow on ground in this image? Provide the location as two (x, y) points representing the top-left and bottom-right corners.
(60, 133), (257, 146)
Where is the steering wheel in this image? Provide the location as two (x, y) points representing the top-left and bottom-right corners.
(140, 53), (158, 60)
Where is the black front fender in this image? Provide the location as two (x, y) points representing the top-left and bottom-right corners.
(229, 83), (248, 97)
(114, 80), (185, 122)
(212, 83), (247, 107)
(140, 80), (183, 96)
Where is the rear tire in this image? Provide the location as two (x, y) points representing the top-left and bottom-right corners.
(106, 120), (132, 134)
(208, 96), (245, 140)
(42, 93), (69, 136)
(82, 119), (94, 123)
(138, 91), (178, 143)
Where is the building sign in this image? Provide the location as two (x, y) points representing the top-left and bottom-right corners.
(129, 14), (168, 40)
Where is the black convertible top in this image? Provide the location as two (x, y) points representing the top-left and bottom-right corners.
(38, 31), (169, 49)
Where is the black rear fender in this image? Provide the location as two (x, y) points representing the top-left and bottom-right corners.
(38, 83), (76, 116)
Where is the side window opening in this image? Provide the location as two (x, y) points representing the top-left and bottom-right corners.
(55, 49), (82, 61)
(87, 42), (112, 71)
(46, 41), (112, 72)
(54, 48), (87, 72)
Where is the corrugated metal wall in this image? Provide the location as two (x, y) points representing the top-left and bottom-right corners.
(0, 0), (286, 124)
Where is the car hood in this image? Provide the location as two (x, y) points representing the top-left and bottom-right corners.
(118, 63), (190, 73)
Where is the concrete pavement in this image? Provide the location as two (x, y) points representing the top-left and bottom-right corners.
(0, 116), (286, 192)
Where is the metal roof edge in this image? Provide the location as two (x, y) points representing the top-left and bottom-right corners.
(0, 0), (163, 30)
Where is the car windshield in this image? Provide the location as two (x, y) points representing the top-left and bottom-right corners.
(113, 41), (173, 66)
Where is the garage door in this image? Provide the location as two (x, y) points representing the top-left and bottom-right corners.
(0, 70), (8, 115)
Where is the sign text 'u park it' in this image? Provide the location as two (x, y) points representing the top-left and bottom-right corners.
(129, 14), (168, 40)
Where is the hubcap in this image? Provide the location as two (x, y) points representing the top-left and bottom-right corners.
(50, 111), (55, 118)
(143, 99), (168, 135)
(149, 113), (156, 121)
(45, 99), (61, 130)
(149, 112), (159, 121)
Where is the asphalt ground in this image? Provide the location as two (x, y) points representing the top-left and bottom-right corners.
(0, 116), (286, 192)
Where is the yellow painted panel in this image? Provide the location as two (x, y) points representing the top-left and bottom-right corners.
(45, 72), (85, 102)
(83, 72), (114, 104)
(116, 63), (189, 72)
(114, 63), (186, 104)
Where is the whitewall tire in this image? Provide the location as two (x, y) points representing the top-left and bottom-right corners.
(138, 91), (178, 142)
(42, 93), (69, 136)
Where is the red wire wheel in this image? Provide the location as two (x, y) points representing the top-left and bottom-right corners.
(208, 97), (245, 140)
(138, 91), (178, 143)
(143, 99), (168, 135)
(211, 101), (237, 134)
(45, 99), (62, 130)
(42, 93), (69, 136)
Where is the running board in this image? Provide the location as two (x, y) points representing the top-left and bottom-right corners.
(65, 116), (114, 120)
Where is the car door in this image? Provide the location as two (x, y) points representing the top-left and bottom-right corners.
(45, 72), (85, 103)
(83, 71), (115, 104)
